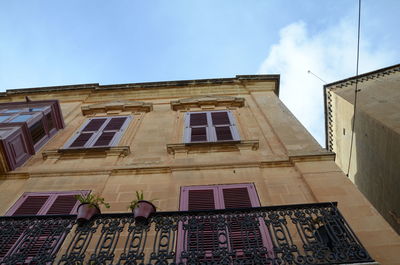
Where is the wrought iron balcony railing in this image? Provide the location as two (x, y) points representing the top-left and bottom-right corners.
(0, 202), (374, 265)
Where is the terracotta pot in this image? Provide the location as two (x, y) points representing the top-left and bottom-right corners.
(132, 200), (156, 224)
(76, 203), (101, 226)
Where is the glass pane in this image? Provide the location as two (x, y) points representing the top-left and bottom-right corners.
(0, 115), (11, 122)
(11, 114), (33, 122)
(4, 109), (23, 113)
(29, 107), (44, 112)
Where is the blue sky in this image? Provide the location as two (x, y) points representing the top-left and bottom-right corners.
(1, 0), (399, 146)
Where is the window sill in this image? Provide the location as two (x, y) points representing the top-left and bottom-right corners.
(42, 146), (130, 160)
(166, 140), (259, 155)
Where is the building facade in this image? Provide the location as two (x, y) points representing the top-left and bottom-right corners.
(324, 64), (400, 235)
(0, 75), (399, 264)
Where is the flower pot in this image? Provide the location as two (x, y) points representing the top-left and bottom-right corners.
(76, 203), (101, 226)
(132, 200), (156, 224)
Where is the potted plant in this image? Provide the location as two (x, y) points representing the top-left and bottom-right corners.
(75, 193), (110, 225)
(128, 191), (157, 223)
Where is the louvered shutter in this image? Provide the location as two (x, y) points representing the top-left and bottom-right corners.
(45, 194), (79, 215)
(178, 186), (221, 263)
(67, 116), (130, 148)
(93, 117), (128, 147)
(186, 113), (208, 142)
(0, 195), (51, 259)
(219, 184), (273, 260)
(68, 118), (107, 148)
(2, 192), (84, 263)
(211, 111), (239, 141)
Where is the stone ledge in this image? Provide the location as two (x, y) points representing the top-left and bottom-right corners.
(81, 100), (152, 115)
(170, 95), (245, 111)
(166, 140), (259, 155)
(42, 146), (131, 160)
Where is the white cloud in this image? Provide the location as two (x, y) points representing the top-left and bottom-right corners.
(258, 18), (396, 146)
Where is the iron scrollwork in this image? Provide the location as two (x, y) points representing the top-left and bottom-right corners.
(0, 202), (374, 265)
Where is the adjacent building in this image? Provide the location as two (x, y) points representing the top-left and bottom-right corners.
(0, 75), (399, 264)
(324, 64), (400, 234)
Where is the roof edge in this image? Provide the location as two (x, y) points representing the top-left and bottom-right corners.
(1, 75), (280, 97)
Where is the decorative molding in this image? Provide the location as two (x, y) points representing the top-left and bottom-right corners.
(166, 140), (259, 155)
(3, 151), (340, 179)
(81, 100), (152, 115)
(170, 95), (245, 111)
(42, 146), (131, 160)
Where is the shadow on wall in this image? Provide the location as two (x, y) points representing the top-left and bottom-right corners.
(353, 110), (400, 234)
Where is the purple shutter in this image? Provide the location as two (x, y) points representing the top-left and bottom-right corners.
(82, 118), (106, 131)
(93, 131), (116, 146)
(103, 117), (127, 130)
(211, 112), (230, 125)
(215, 126), (233, 141)
(46, 195), (79, 215)
(11, 196), (50, 216)
(178, 186), (220, 263)
(189, 113), (208, 142)
(219, 184), (274, 260)
(69, 132), (93, 148)
(2, 192), (85, 262)
(211, 111), (234, 141)
(190, 113), (207, 126)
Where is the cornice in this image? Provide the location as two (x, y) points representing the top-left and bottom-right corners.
(323, 64), (400, 151)
(1, 152), (335, 179)
(170, 95), (245, 111)
(81, 100), (153, 115)
(1, 75), (280, 97)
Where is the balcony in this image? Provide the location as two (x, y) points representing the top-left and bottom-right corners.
(0, 202), (374, 265)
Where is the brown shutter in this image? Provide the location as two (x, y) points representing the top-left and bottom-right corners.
(82, 118), (106, 131)
(69, 132), (93, 148)
(46, 195), (78, 215)
(183, 187), (219, 262)
(188, 189), (216, 210)
(93, 131), (116, 147)
(190, 127), (207, 142)
(211, 112), (230, 125)
(220, 185), (264, 260)
(12, 196), (49, 216)
(215, 126), (233, 141)
(104, 117), (127, 130)
(190, 113), (207, 126)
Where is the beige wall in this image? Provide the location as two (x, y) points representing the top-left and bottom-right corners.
(327, 69), (400, 235)
(1, 78), (399, 264)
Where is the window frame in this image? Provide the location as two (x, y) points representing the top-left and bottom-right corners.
(64, 115), (132, 149)
(0, 100), (64, 171)
(183, 110), (240, 143)
(177, 183), (273, 263)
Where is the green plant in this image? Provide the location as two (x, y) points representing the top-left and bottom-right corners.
(128, 191), (156, 210)
(75, 193), (110, 208)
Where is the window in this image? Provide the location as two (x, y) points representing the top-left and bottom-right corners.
(2, 191), (88, 263)
(65, 116), (131, 148)
(177, 184), (273, 263)
(184, 110), (240, 143)
(0, 100), (64, 171)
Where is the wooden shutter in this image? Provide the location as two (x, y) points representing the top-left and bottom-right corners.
(2, 191), (87, 262)
(219, 184), (273, 260)
(185, 113), (208, 143)
(67, 116), (130, 148)
(178, 186), (221, 263)
(178, 184), (273, 263)
(93, 117), (128, 147)
(210, 111), (239, 141)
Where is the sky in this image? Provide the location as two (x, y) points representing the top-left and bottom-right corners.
(0, 0), (399, 146)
